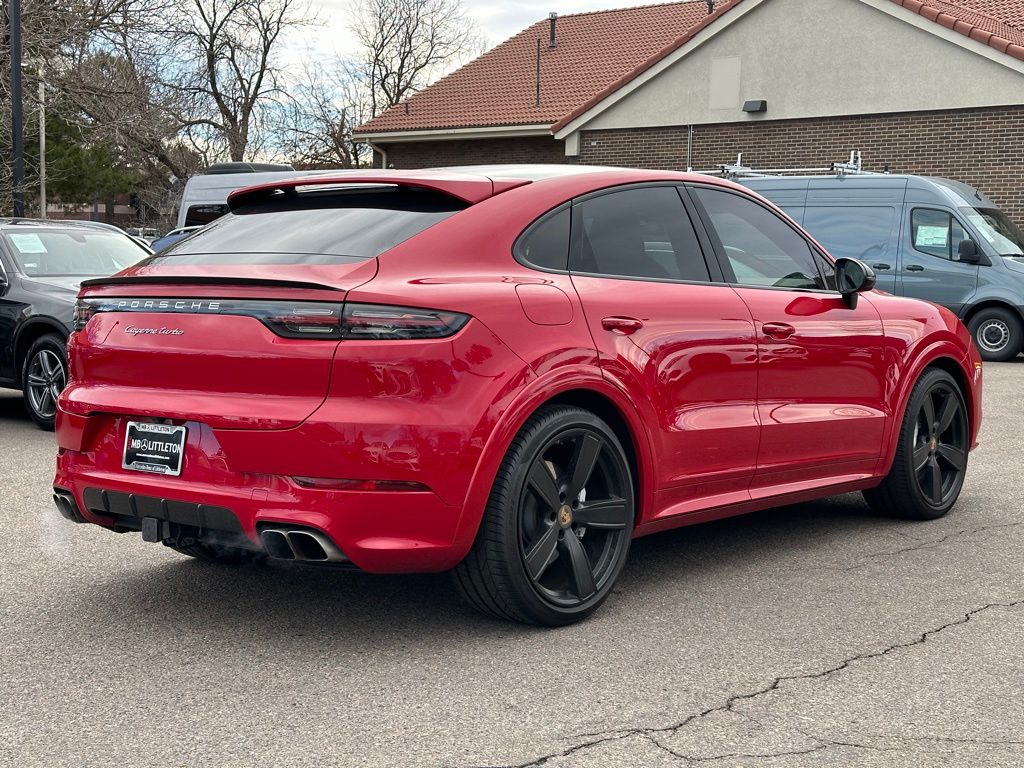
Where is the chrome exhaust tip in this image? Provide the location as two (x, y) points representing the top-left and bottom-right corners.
(258, 526), (350, 563)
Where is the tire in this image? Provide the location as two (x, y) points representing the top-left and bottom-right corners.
(165, 539), (265, 565)
(864, 368), (970, 520)
(21, 333), (68, 431)
(967, 307), (1022, 362)
(452, 405), (635, 626)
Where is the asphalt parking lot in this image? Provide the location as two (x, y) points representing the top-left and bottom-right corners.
(1, 365), (1022, 768)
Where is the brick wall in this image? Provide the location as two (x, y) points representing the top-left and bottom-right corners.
(375, 135), (568, 169)
(578, 105), (1024, 223)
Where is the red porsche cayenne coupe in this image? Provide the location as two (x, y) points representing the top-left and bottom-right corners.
(53, 166), (983, 625)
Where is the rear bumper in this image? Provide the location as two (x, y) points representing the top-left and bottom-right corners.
(54, 431), (468, 573)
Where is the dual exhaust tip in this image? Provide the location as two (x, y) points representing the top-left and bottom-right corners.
(259, 526), (350, 564)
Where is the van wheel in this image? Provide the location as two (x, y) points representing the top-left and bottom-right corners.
(968, 307), (1022, 362)
(863, 368), (969, 520)
(22, 334), (67, 431)
(452, 406), (634, 626)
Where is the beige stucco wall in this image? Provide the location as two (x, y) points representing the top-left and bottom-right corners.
(578, 0), (1024, 132)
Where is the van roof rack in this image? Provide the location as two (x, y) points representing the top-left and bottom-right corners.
(694, 151), (885, 180)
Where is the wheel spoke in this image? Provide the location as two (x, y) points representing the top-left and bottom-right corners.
(566, 433), (602, 500)
(936, 394), (959, 434)
(937, 443), (966, 472)
(39, 388), (54, 415)
(574, 498), (628, 529)
(38, 352), (54, 377)
(524, 523), (560, 581)
(26, 373), (47, 387)
(927, 456), (942, 503)
(920, 392), (936, 430)
(527, 460), (561, 512)
(561, 532), (596, 599)
(912, 442), (931, 472)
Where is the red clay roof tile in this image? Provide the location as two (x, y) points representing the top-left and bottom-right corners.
(355, 0), (1024, 136)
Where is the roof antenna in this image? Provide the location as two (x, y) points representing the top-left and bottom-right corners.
(707, 0), (714, 13)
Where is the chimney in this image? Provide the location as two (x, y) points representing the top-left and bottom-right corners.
(549, 12), (557, 49)
(707, 0), (714, 13)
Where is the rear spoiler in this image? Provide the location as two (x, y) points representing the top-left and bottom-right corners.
(227, 172), (530, 209)
(79, 275), (343, 292)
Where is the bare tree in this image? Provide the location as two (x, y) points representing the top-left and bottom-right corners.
(350, 0), (483, 116)
(273, 59), (371, 168)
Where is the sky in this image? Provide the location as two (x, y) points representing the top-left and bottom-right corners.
(307, 0), (681, 60)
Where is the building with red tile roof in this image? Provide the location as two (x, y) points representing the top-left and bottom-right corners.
(354, 0), (1024, 221)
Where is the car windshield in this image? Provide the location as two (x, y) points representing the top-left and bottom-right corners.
(961, 207), (1024, 257)
(3, 229), (147, 277)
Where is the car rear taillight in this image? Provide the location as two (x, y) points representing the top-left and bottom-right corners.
(73, 299), (96, 331)
(340, 303), (469, 340)
(72, 297), (344, 338)
(72, 298), (469, 340)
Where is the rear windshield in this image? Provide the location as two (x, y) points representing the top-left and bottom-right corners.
(153, 188), (466, 265)
(3, 229), (147, 277)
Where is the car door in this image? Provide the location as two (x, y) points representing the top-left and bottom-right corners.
(688, 183), (888, 492)
(898, 207), (979, 313)
(568, 184), (760, 515)
(802, 205), (901, 295)
(0, 243), (21, 384)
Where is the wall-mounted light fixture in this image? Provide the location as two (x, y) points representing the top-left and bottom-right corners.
(743, 99), (768, 113)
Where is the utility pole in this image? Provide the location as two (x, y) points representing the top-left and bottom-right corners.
(9, 0), (25, 217)
(38, 61), (45, 218)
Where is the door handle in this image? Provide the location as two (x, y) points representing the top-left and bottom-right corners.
(906, 264), (925, 272)
(601, 316), (644, 335)
(871, 263), (891, 271)
(762, 322), (796, 339)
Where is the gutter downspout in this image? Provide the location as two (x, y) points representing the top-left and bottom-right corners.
(687, 125), (694, 171)
(368, 141), (389, 169)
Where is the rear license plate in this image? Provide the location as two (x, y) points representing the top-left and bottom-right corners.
(123, 422), (187, 476)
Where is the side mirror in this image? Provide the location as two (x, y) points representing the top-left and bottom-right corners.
(957, 239), (983, 265)
(834, 257), (876, 309)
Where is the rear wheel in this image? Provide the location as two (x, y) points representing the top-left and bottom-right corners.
(453, 405), (635, 626)
(165, 540), (264, 565)
(968, 307), (1022, 362)
(22, 334), (67, 431)
(864, 368), (969, 520)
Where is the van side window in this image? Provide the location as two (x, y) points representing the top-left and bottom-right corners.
(911, 209), (968, 260)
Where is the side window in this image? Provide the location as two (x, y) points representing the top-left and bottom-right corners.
(692, 186), (824, 290)
(572, 186), (710, 282)
(804, 206), (896, 263)
(911, 208), (969, 260)
(516, 206), (570, 271)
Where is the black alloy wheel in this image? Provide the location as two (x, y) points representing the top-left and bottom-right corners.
(22, 334), (68, 431)
(864, 368), (969, 520)
(453, 406), (635, 625)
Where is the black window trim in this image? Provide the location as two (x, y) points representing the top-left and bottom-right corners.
(909, 206), (970, 262)
(567, 182), (724, 287)
(685, 181), (842, 296)
(512, 202), (572, 274)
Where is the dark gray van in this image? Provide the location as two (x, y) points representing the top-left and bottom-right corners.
(742, 174), (1024, 361)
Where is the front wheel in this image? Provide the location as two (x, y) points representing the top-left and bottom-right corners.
(453, 406), (635, 626)
(22, 334), (68, 431)
(864, 368), (970, 520)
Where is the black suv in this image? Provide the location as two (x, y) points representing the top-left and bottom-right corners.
(0, 219), (150, 429)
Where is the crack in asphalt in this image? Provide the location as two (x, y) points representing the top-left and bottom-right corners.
(484, 600), (1024, 768)
(793, 519), (1023, 573)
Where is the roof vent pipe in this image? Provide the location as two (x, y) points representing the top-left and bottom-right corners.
(707, 0), (714, 13)
(549, 12), (557, 48)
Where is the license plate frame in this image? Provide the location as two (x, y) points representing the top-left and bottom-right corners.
(122, 421), (187, 477)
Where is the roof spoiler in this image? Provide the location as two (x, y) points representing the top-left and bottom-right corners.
(227, 173), (531, 210)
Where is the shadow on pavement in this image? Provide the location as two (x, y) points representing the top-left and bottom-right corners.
(0, 391), (29, 422)
(51, 492), (901, 648)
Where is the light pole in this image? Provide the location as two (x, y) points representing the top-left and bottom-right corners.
(10, 0), (25, 217)
(37, 61), (45, 218)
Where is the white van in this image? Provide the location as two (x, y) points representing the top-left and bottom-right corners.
(176, 164), (340, 228)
